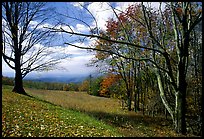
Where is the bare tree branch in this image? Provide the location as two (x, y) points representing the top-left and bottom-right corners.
(46, 27), (163, 54)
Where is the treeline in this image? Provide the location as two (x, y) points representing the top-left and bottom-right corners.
(2, 76), (79, 91)
(81, 73), (167, 116)
(81, 69), (202, 135)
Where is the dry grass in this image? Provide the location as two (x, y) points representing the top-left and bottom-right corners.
(2, 85), (121, 137)
(25, 88), (197, 137)
(26, 88), (123, 114)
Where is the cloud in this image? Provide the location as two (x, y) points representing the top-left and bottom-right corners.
(85, 2), (162, 31)
(115, 2), (137, 14)
(30, 20), (76, 34)
(71, 2), (85, 9)
(115, 2), (166, 15)
(29, 21), (53, 31)
(76, 23), (89, 32)
(2, 18), (7, 26)
(49, 40), (97, 75)
(87, 2), (115, 31)
(56, 24), (75, 32)
(2, 42), (96, 77)
(29, 21), (39, 27)
(30, 20), (90, 35)
(46, 43), (89, 57)
(58, 54), (95, 74)
(67, 45), (88, 56)
(142, 2), (166, 11)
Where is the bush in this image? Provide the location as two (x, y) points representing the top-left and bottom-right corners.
(2, 76), (14, 86)
(89, 76), (103, 96)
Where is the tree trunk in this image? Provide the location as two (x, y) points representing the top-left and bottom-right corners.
(134, 91), (137, 112)
(12, 68), (26, 95)
(134, 61), (137, 112)
(174, 60), (187, 134)
(127, 89), (132, 111)
(156, 60), (187, 134)
(174, 89), (186, 134)
(143, 82), (147, 115)
(136, 62), (140, 111)
(12, 51), (26, 95)
(155, 68), (174, 122)
(165, 107), (168, 120)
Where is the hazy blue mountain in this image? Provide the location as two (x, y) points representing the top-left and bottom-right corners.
(24, 74), (89, 83)
(3, 71), (102, 84)
(26, 76), (86, 83)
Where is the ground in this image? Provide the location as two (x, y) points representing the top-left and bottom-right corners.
(2, 85), (196, 137)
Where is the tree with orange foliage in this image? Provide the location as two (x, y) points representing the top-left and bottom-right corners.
(99, 73), (121, 97)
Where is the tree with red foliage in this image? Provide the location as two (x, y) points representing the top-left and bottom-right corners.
(99, 73), (121, 97)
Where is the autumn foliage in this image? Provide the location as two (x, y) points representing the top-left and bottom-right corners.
(91, 2), (202, 136)
(99, 73), (121, 97)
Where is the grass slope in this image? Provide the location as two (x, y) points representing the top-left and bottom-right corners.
(2, 86), (196, 137)
(25, 87), (197, 137)
(2, 85), (121, 137)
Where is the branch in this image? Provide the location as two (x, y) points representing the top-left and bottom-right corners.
(108, 3), (131, 43)
(2, 52), (15, 69)
(188, 14), (202, 33)
(112, 3), (146, 28)
(64, 42), (169, 74)
(2, 51), (14, 60)
(21, 57), (64, 78)
(46, 27), (163, 54)
(141, 3), (164, 51)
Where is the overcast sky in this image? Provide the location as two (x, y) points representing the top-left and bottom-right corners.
(2, 2), (165, 79)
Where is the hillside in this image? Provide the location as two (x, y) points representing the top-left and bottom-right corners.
(2, 85), (121, 137)
(2, 85), (197, 137)
(26, 87), (190, 137)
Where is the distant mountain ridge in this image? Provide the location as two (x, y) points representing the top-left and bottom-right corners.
(3, 72), (102, 84)
(24, 75), (89, 83)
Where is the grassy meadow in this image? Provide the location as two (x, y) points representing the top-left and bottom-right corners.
(2, 85), (120, 137)
(2, 85), (196, 137)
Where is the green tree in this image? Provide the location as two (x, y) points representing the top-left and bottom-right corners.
(89, 76), (103, 96)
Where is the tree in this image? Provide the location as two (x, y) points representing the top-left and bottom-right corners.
(92, 11), (143, 111)
(79, 79), (89, 92)
(2, 2), (66, 95)
(99, 73), (121, 97)
(89, 76), (103, 96)
(47, 2), (202, 135)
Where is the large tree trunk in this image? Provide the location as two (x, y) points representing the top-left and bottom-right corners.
(12, 69), (26, 95)
(174, 59), (187, 134)
(174, 89), (186, 134)
(156, 65), (187, 134)
(12, 52), (26, 95)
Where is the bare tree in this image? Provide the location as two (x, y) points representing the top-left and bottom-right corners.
(2, 2), (67, 95)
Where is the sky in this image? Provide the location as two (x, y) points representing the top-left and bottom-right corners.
(2, 2), (165, 80)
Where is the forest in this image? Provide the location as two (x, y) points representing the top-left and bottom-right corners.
(2, 2), (203, 137)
